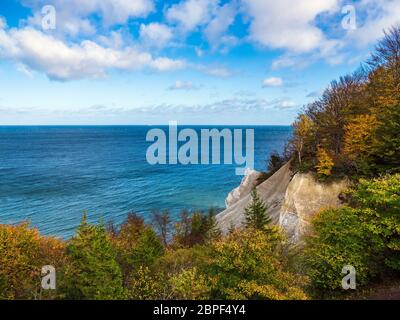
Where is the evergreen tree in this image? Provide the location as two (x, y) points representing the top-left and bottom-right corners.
(129, 227), (164, 268)
(61, 214), (124, 299)
(244, 189), (271, 230)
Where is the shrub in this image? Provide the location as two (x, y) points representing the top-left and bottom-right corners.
(350, 174), (400, 270)
(304, 174), (400, 293)
(207, 228), (308, 300)
(169, 267), (210, 300)
(0, 223), (65, 300)
(304, 207), (384, 292)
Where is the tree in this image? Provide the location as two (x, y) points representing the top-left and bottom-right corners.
(350, 174), (400, 270)
(109, 212), (147, 279)
(292, 115), (314, 166)
(304, 174), (400, 293)
(343, 114), (378, 174)
(129, 227), (164, 268)
(173, 210), (221, 247)
(0, 223), (65, 300)
(152, 210), (172, 246)
(207, 228), (308, 300)
(126, 265), (164, 300)
(304, 207), (384, 292)
(315, 147), (335, 178)
(61, 215), (124, 300)
(169, 267), (210, 300)
(244, 189), (271, 230)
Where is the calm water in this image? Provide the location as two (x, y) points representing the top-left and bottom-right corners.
(0, 126), (291, 238)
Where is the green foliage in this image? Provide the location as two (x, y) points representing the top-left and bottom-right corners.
(304, 174), (400, 293)
(258, 151), (287, 183)
(244, 189), (271, 230)
(173, 209), (221, 247)
(61, 215), (124, 300)
(169, 267), (210, 300)
(207, 228), (308, 300)
(351, 174), (400, 270)
(129, 227), (164, 268)
(304, 207), (384, 292)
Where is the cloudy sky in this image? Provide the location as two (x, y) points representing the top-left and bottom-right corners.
(0, 0), (399, 125)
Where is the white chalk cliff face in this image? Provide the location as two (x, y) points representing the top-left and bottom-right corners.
(216, 162), (349, 243)
(225, 168), (262, 208)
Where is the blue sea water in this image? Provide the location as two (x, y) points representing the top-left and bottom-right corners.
(0, 126), (292, 238)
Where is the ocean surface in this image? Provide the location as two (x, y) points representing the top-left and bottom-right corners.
(0, 126), (292, 238)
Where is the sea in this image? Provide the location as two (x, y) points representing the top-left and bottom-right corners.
(0, 125), (292, 238)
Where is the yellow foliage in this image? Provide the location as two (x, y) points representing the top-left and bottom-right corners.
(293, 114), (314, 164)
(209, 228), (308, 300)
(315, 147), (335, 177)
(343, 114), (378, 160)
(0, 223), (65, 299)
(169, 267), (209, 300)
(126, 265), (163, 300)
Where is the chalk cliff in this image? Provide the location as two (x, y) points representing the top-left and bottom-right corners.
(216, 163), (349, 242)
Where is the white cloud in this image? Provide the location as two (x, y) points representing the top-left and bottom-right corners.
(204, 1), (238, 50)
(0, 17), (7, 29)
(263, 77), (283, 87)
(166, 0), (218, 32)
(199, 65), (233, 78)
(275, 99), (297, 109)
(16, 63), (34, 78)
(347, 0), (400, 47)
(140, 23), (173, 49)
(167, 80), (198, 91)
(150, 57), (186, 72)
(0, 24), (185, 81)
(23, 0), (154, 35)
(241, 0), (340, 53)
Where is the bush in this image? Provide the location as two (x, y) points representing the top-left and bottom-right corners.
(207, 228), (308, 300)
(304, 174), (400, 294)
(350, 174), (400, 270)
(304, 207), (384, 292)
(0, 223), (65, 300)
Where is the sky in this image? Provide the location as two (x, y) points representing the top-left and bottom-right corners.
(0, 0), (399, 125)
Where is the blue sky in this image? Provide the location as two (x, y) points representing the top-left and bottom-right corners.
(0, 0), (399, 125)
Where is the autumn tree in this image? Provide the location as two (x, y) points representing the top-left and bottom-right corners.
(207, 228), (308, 300)
(152, 210), (172, 246)
(343, 114), (379, 174)
(292, 114), (314, 166)
(173, 209), (221, 247)
(315, 147), (335, 178)
(0, 223), (65, 300)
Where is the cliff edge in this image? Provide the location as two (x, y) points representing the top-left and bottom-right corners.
(216, 163), (349, 242)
